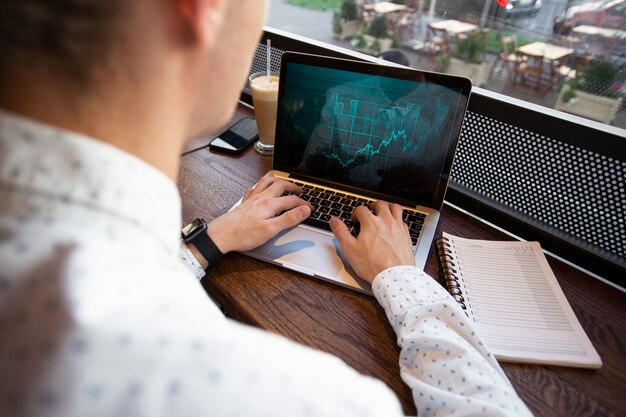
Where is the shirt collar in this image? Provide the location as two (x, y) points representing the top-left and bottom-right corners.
(0, 109), (182, 251)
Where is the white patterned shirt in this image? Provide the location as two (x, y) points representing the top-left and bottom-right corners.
(0, 110), (532, 417)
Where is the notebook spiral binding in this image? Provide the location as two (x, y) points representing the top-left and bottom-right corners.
(435, 237), (467, 310)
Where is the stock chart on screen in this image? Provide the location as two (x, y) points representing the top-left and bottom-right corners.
(314, 92), (450, 170)
(276, 62), (464, 202)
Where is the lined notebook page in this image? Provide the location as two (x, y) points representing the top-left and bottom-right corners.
(443, 232), (602, 369)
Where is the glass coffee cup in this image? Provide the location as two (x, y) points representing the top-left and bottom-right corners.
(249, 71), (279, 155)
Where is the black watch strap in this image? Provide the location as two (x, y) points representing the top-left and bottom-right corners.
(182, 218), (224, 266)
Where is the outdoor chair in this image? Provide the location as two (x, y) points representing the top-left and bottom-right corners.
(489, 34), (521, 80)
(509, 51), (545, 93)
(359, 5), (375, 25)
(480, 28), (491, 60)
(551, 54), (577, 85)
(394, 9), (421, 40)
(425, 26), (450, 55)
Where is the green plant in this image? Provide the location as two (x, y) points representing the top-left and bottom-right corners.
(484, 31), (533, 54)
(351, 15), (400, 55)
(580, 61), (618, 96)
(288, 0), (342, 10)
(365, 15), (392, 39)
(351, 32), (367, 49)
(434, 54), (450, 72)
(333, 0), (358, 34)
(434, 31), (485, 72)
(340, 0), (358, 21)
(333, 12), (343, 34)
(453, 32), (485, 64)
(562, 60), (621, 103)
(560, 83), (578, 104)
(369, 39), (382, 56)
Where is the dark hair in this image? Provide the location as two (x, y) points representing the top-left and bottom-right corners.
(378, 49), (410, 67)
(0, 0), (122, 87)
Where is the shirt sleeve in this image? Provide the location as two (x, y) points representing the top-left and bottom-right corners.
(372, 265), (534, 417)
(179, 239), (206, 280)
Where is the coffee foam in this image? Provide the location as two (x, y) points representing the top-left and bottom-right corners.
(251, 75), (279, 91)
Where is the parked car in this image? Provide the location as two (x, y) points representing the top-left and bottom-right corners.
(423, 0), (542, 24)
(500, 0), (543, 19)
(554, 0), (626, 34)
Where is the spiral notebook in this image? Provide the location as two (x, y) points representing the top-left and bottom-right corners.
(435, 232), (602, 369)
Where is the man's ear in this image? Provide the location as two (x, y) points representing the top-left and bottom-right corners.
(176, 0), (224, 48)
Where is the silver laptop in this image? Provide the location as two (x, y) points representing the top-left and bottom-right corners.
(237, 52), (471, 293)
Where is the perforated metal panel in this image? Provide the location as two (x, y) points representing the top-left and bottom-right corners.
(451, 111), (626, 260)
(246, 43), (284, 90)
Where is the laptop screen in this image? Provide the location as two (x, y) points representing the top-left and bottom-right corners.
(273, 53), (471, 209)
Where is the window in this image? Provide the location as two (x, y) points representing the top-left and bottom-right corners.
(267, 0), (626, 130)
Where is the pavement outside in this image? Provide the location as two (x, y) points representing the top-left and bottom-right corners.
(267, 0), (626, 130)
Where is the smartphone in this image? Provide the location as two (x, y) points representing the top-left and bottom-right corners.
(208, 117), (258, 154)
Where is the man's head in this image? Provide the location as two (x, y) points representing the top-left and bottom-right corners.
(0, 1), (123, 87)
(0, 0), (267, 166)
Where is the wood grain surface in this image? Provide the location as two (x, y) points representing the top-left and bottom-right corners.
(178, 107), (626, 417)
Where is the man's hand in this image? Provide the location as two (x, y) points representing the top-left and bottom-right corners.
(329, 201), (415, 283)
(206, 176), (311, 254)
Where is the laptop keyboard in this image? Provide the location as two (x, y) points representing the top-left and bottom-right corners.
(282, 180), (425, 245)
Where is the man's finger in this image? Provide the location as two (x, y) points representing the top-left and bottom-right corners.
(242, 188), (254, 202)
(272, 195), (311, 215)
(370, 200), (391, 216)
(270, 205), (311, 234)
(329, 216), (355, 250)
(252, 176), (281, 194)
(264, 179), (302, 197)
(351, 205), (373, 223)
(389, 203), (404, 219)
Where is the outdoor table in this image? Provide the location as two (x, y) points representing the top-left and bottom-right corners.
(516, 41), (574, 93)
(363, 1), (407, 14)
(572, 25), (626, 40)
(363, 2), (408, 36)
(428, 19), (478, 37)
(517, 41), (574, 62)
(423, 19), (478, 54)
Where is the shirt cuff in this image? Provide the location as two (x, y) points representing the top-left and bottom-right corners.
(179, 239), (206, 280)
(371, 265), (454, 319)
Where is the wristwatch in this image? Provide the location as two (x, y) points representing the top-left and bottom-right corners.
(181, 218), (223, 266)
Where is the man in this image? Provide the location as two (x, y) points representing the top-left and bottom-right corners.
(0, 1), (533, 416)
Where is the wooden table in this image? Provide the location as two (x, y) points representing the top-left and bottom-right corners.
(515, 41), (574, 93)
(517, 41), (574, 62)
(362, 1), (408, 34)
(428, 19), (478, 36)
(572, 25), (626, 40)
(363, 1), (407, 14)
(424, 19), (479, 53)
(178, 106), (626, 417)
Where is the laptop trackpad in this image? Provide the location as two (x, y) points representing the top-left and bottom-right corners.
(247, 226), (343, 277)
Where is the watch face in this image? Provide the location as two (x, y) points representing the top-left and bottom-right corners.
(182, 218), (206, 240)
